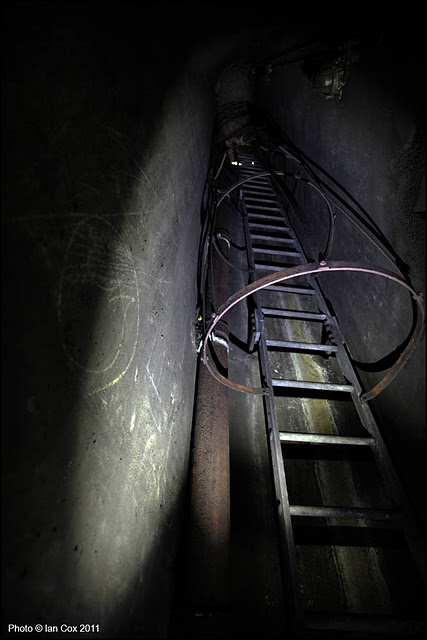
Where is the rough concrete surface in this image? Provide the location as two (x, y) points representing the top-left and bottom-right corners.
(2, 5), (425, 639)
(1, 3), (283, 636)
(2, 4), (217, 637)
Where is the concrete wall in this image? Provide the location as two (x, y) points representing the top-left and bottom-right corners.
(2, 5), (425, 636)
(2, 4), (218, 637)
(255, 26), (425, 518)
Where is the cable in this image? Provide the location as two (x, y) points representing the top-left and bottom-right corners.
(213, 231), (256, 274)
(210, 154), (412, 300)
(266, 131), (403, 269)
(213, 152), (227, 181)
(216, 171), (335, 262)
(200, 115), (424, 403)
(261, 143), (406, 275)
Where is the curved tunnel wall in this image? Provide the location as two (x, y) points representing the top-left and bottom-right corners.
(2, 4), (221, 636)
(2, 5), (425, 638)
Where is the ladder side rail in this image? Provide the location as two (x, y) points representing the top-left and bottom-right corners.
(257, 146), (309, 247)
(256, 149), (425, 583)
(311, 293), (426, 582)
(238, 163), (302, 630)
(266, 158), (426, 581)
(269, 171), (318, 264)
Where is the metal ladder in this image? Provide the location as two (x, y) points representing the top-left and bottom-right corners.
(235, 150), (425, 638)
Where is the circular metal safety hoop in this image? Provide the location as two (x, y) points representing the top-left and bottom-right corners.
(202, 261), (425, 403)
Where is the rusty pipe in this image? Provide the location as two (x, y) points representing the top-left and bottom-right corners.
(185, 201), (230, 613)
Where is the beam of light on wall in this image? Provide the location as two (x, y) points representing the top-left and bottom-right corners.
(55, 84), (204, 628)
(56, 208), (178, 626)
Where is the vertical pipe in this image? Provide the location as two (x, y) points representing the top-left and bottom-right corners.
(186, 202), (230, 614)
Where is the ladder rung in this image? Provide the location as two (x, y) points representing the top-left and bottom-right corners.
(248, 213), (282, 222)
(246, 204), (281, 212)
(250, 224), (289, 232)
(240, 171), (269, 177)
(253, 247), (300, 257)
(265, 284), (315, 295)
(256, 263), (294, 272)
(243, 179), (271, 186)
(243, 181), (272, 187)
(243, 187), (275, 195)
(244, 191), (276, 198)
(245, 196), (278, 204)
(262, 308), (326, 321)
(290, 505), (402, 521)
(250, 234), (294, 244)
(272, 379), (354, 393)
(279, 432), (372, 445)
(267, 339), (337, 352)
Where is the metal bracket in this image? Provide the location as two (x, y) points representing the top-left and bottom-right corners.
(248, 308), (261, 353)
(210, 331), (229, 353)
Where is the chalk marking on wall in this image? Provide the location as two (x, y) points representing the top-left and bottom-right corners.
(137, 168), (158, 198)
(140, 398), (162, 434)
(140, 432), (157, 472)
(146, 364), (162, 404)
(104, 124), (159, 198)
(131, 254), (171, 285)
(57, 215), (140, 396)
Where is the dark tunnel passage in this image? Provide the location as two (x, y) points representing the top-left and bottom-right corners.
(1, 3), (425, 639)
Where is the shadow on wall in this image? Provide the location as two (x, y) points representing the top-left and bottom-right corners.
(1, 2), (215, 636)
